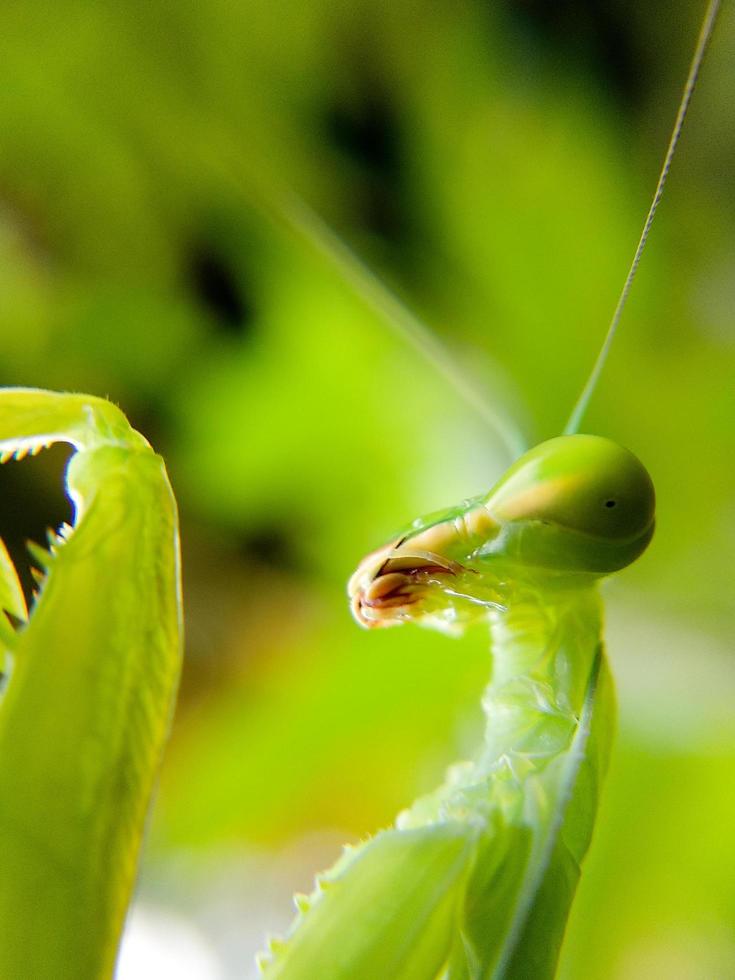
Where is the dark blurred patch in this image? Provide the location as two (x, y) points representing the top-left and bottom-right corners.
(325, 84), (409, 245)
(125, 395), (175, 459)
(235, 523), (303, 575)
(499, 0), (647, 106)
(187, 244), (254, 338)
(0, 444), (74, 607)
(328, 88), (401, 180)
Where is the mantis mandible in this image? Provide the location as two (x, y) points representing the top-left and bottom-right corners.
(258, 3), (720, 978)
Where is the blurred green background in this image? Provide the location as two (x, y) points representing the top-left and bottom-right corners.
(0, 1), (733, 977)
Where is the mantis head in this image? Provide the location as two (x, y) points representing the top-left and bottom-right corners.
(483, 434), (655, 574)
(349, 434), (655, 629)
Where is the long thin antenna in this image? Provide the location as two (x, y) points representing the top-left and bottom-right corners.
(190, 132), (529, 461)
(271, 191), (528, 459)
(564, 0), (721, 436)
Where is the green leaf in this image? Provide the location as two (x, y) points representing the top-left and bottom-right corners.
(0, 388), (182, 979)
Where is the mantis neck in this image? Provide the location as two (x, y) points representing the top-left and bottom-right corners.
(478, 578), (602, 781)
(397, 575), (604, 830)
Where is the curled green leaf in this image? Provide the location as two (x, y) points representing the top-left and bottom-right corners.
(0, 388), (182, 979)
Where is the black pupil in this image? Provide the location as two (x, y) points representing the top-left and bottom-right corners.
(604, 499), (617, 508)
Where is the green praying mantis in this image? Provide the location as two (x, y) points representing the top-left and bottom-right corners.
(0, 2), (720, 978)
(257, 3), (720, 978)
(259, 436), (651, 979)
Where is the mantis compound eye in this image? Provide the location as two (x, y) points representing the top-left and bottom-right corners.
(484, 434), (656, 574)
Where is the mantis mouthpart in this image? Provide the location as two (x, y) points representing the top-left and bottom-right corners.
(0, 388), (182, 980)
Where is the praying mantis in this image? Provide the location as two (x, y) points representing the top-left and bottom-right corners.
(255, 3), (720, 978)
(256, 435), (653, 978)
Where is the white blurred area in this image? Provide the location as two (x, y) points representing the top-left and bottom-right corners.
(116, 832), (347, 980)
(117, 907), (224, 980)
(605, 588), (735, 747)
